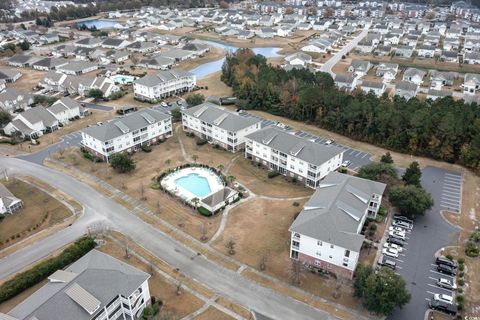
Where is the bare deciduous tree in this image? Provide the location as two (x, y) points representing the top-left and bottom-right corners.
(156, 200), (161, 214)
(176, 215), (185, 228)
(259, 255), (268, 271)
(200, 223), (208, 242)
(139, 182), (147, 201)
(176, 282), (182, 296)
(122, 240), (131, 259)
(148, 259), (156, 276)
(288, 259), (305, 286)
(226, 237), (236, 255)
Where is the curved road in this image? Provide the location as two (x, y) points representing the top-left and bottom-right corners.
(0, 157), (339, 320)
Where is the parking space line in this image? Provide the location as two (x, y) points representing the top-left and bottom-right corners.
(443, 181), (461, 187)
(348, 150), (355, 155)
(445, 173), (462, 178)
(427, 291), (436, 295)
(427, 283), (454, 293)
(441, 194), (460, 201)
(444, 177), (462, 184)
(442, 189), (460, 195)
(441, 200), (461, 206)
(361, 153), (368, 159)
(442, 185), (461, 192)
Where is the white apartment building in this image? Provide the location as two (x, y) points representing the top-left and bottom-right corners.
(289, 172), (386, 279)
(81, 108), (172, 161)
(181, 103), (262, 152)
(7, 250), (151, 320)
(133, 69), (196, 103)
(245, 127), (344, 188)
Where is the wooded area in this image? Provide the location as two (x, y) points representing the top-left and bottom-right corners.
(221, 49), (480, 173)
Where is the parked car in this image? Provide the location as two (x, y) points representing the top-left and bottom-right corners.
(389, 230), (406, 240)
(437, 264), (456, 276)
(325, 139), (334, 145)
(389, 226), (407, 233)
(429, 299), (457, 316)
(436, 256), (458, 269)
(382, 247), (399, 258)
(393, 215), (414, 224)
(377, 255), (396, 270)
(437, 278), (457, 290)
(342, 160), (351, 167)
(387, 236), (405, 247)
(393, 219), (413, 230)
(383, 242), (403, 252)
(434, 293), (454, 304)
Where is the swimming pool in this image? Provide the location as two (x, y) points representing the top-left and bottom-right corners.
(78, 19), (119, 30)
(110, 75), (137, 85)
(175, 173), (212, 198)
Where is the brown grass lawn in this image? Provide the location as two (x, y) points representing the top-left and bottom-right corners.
(426, 310), (454, 320)
(194, 306), (235, 320)
(99, 237), (204, 319)
(211, 198), (361, 310)
(0, 178), (71, 247)
(8, 69), (46, 92)
(196, 72), (233, 98)
(229, 157), (314, 198)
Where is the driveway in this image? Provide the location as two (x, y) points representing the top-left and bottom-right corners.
(16, 132), (82, 165)
(0, 157), (343, 320)
(83, 102), (114, 112)
(320, 24), (371, 78)
(388, 166), (461, 320)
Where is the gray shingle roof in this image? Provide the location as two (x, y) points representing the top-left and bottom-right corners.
(82, 108), (170, 142)
(290, 172), (386, 252)
(182, 102), (261, 132)
(245, 127), (344, 166)
(9, 250), (150, 320)
(134, 69), (193, 87)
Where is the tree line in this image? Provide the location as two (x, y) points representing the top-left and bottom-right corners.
(221, 49), (480, 173)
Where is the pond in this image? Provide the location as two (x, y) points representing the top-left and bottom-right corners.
(77, 19), (120, 30)
(189, 40), (282, 80)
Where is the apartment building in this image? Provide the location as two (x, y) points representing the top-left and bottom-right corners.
(133, 69), (196, 103)
(245, 127), (344, 188)
(289, 172), (386, 279)
(7, 250), (151, 320)
(181, 103), (262, 152)
(81, 108), (172, 161)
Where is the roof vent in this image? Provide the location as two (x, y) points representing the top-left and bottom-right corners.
(65, 283), (101, 315)
(213, 113), (228, 126)
(193, 105), (208, 118)
(114, 121), (130, 134)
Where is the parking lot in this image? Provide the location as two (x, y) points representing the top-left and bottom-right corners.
(388, 166), (462, 320)
(238, 112), (373, 171)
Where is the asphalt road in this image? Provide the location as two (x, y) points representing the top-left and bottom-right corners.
(320, 24), (371, 78)
(84, 102), (114, 111)
(388, 166), (461, 320)
(0, 157), (342, 320)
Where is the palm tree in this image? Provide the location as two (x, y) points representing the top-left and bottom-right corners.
(165, 159), (171, 167)
(191, 197), (200, 209)
(192, 154), (199, 163)
(227, 175), (236, 186)
(217, 164), (225, 172)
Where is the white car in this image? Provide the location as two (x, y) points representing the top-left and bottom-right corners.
(383, 242), (403, 253)
(382, 247), (399, 258)
(389, 226), (407, 233)
(437, 278), (457, 290)
(393, 220), (413, 230)
(434, 293), (454, 304)
(325, 139), (334, 145)
(342, 160), (351, 167)
(389, 231), (406, 240)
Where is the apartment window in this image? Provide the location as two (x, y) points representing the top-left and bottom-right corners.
(343, 262), (348, 267)
(317, 240), (322, 246)
(329, 255), (332, 259)
(345, 250), (350, 257)
(330, 244), (334, 249)
(292, 240), (299, 248)
(316, 251), (321, 257)
(291, 250), (299, 260)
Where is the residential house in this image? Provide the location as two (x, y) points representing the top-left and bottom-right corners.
(361, 80), (386, 97)
(6, 54), (42, 68)
(301, 38), (333, 53)
(32, 57), (69, 71)
(376, 63), (398, 83)
(443, 37), (460, 51)
(237, 30), (255, 40)
(161, 49), (196, 61)
(348, 60), (372, 77)
(0, 69), (22, 83)
(404, 34), (419, 47)
(394, 45), (414, 58)
(101, 38), (131, 49)
(4, 106), (59, 139)
(75, 37), (103, 48)
(0, 88), (34, 113)
(395, 80), (419, 100)
(416, 45), (436, 58)
(430, 71), (457, 88)
(0, 183), (22, 215)
(104, 50), (130, 64)
(464, 52), (480, 64)
(356, 33), (382, 54)
(182, 102), (262, 153)
(138, 55), (175, 70)
(126, 41), (157, 53)
(403, 68), (426, 85)
(7, 250), (151, 320)
(440, 50), (459, 63)
(374, 45), (392, 56)
(39, 32), (59, 44)
(289, 171), (386, 279)
(82, 108), (172, 161)
(427, 89), (452, 101)
(383, 33), (401, 46)
(463, 73), (480, 95)
(133, 69), (196, 103)
(284, 52), (312, 67)
(256, 28), (276, 39)
(56, 61), (98, 75)
(334, 74), (357, 92)
(245, 127), (344, 188)
(47, 97), (86, 125)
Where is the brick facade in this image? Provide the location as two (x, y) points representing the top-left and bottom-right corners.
(298, 252), (354, 279)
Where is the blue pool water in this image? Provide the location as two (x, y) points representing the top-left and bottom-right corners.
(175, 173), (212, 198)
(111, 75), (136, 84)
(78, 19), (119, 30)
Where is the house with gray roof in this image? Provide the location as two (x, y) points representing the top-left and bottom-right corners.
(0, 183), (22, 215)
(137, 55), (175, 70)
(133, 69), (196, 102)
(289, 171), (386, 279)
(6, 54), (42, 68)
(75, 37), (103, 48)
(32, 57), (69, 71)
(0, 69), (22, 83)
(403, 67), (426, 85)
(4, 106), (59, 139)
(245, 127), (344, 188)
(427, 89), (452, 101)
(7, 250), (151, 320)
(348, 60), (372, 77)
(81, 108), (172, 161)
(182, 102), (262, 153)
(361, 80), (386, 97)
(395, 80), (419, 100)
(126, 41), (157, 53)
(334, 73), (357, 92)
(0, 88), (34, 113)
(56, 61), (98, 75)
(48, 97), (86, 125)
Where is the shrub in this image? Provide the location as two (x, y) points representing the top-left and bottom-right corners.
(141, 145), (152, 153)
(458, 258), (465, 265)
(458, 279), (465, 286)
(267, 171), (280, 179)
(0, 237), (95, 303)
(213, 144), (220, 149)
(368, 230), (375, 237)
(456, 295), (464, 304)
(458, 264), (465, 271)
(369, 223), (377, 231)
(465, 240), (480, 257)
(459, 271), (464, 278)
(292, 202), (300, 207)
(110, 153), (135, 173)
(339, 168), (347, 173)
(196, 138), (208, 146)
(197, 206), (212, 217)
(446, 254), (453, 260)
